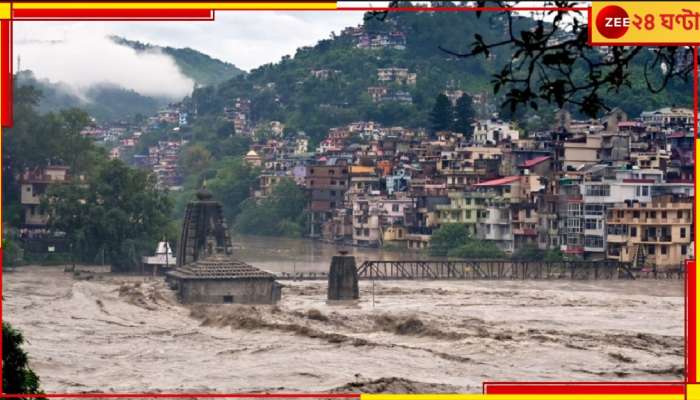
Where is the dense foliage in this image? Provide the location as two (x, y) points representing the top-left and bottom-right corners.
(3, 322), (44, 396)
(110, 36), (245, 87)
(234, 179), (309, 237)
(14, 70), (168, 123)
(429, 223), (470, 256)
(429, 223), (509, 259)
(511, 244), (565, 262)
(184, 6), (692, 147)
(5, 83), (174, 270)
(42, 160), (173, 271)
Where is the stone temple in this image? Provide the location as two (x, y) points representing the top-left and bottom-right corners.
(166, 187), (281, 304)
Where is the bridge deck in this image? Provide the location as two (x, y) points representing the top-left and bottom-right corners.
(274, 260), (683, 281)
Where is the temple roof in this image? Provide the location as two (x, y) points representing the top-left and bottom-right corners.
(167, 253), (275, 280)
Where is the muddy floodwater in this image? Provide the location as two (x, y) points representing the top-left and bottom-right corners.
(2, 237), (686, 393)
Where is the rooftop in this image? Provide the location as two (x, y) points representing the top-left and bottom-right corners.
(474, 176), (520, 187)
(167, 253), (275, 281)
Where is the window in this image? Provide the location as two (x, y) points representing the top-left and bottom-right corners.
(617, 210), (623, 218)
(661, 211), (667, 219)
(641, 186), (649, 196)
(633, 211), (640, 218)
(585, 204), (604, 215)
(392, 204), (400, 212)
(682, 246), (688, 255)
(585, 185), (610, 197)
(331, 180), (336, 185)
(585, 236), (604, 248)
(647, 245), (656, 255)
(607, 224), (628, 235)
(329, 169), (335, 175)
(223, 296), (233, 304)
(364, 228), (369, 236)
(631, 227), (637, 237)
(585, 219), (598, 230)
(678, 211), (684, 219)
(661, 245), (667, 255)
(681, 228), (687, 238)
(330, 191), (336, 197)
(650, 211), (656, 219)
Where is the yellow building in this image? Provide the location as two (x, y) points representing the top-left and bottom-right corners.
(606, 196), (692, 269)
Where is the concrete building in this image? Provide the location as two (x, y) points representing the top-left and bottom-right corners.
(606, 196), (692, 269)
(20, 166), (69, 229)
(473, 120), (519, 145)
(307, 160), (350, 237)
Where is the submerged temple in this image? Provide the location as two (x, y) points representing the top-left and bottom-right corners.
(166, 187), (281, 304)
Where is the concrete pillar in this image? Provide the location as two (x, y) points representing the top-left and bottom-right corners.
(327, 254), (359, 300)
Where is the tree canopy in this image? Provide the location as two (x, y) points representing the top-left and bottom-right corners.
(3, 322), (44, 396)
(42, 160), (173, 271)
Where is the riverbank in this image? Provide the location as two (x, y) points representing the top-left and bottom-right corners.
(3, 266), (684, 393)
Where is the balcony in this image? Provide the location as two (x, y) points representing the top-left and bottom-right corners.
(641, 235), (673, 243)
(513, 228), (537, 236)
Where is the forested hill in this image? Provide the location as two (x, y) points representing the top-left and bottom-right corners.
(109, 36), (245, 87)
(186, 8), (693, 144)
(14, 70), (168, 123)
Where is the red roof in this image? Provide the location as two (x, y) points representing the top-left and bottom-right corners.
(519, 155), (551, 168)
(474, 176), (520, 187)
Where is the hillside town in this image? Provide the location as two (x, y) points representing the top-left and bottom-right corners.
(18, 102), (694, 272)
(241, 106), (694, 270)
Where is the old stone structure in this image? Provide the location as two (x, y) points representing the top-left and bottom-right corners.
(167, 188), (281, 304)
(327, 254), (359, 301)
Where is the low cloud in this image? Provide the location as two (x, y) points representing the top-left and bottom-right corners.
(15, 31), (194, 100)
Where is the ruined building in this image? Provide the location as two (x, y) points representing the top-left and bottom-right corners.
(166, 188), (281, 304)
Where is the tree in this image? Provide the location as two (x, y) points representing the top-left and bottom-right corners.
(374, 1), (695, 117)
(233, 179), (308, 237)
(43, 160), (172, 271)
(452, 93), (475, 138)
(179, 144), (212, 175)
(428, 93), (453, 134)
(3, 322), (44, 396)
(429, 223), (469, 256)
(448, 239), (505, 259)
(511, 244), (543, 261)
(208, 157), (260, 223)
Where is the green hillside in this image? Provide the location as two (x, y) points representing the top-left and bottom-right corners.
(110, 36), (245, 87)
(184, 9), (693, 145)
(14, 70), (168, 123)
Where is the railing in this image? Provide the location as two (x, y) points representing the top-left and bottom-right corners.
(355, 259), (645, 280)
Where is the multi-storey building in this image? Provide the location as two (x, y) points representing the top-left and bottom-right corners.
(606, 195), (692, 269)
(307, 161), (350, 237)
(20, 166), (69, 230)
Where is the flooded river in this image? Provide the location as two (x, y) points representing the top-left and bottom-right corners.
(231, 234), (435, 273)
(1, 235), (686, 393)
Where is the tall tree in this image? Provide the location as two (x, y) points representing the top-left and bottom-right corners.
(3, 322), (44, 396)
(208, 157), (260, 223)
(428, 93), (453, 135)
(452, 93), (475, 138)
(43, 159), (173, 271)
